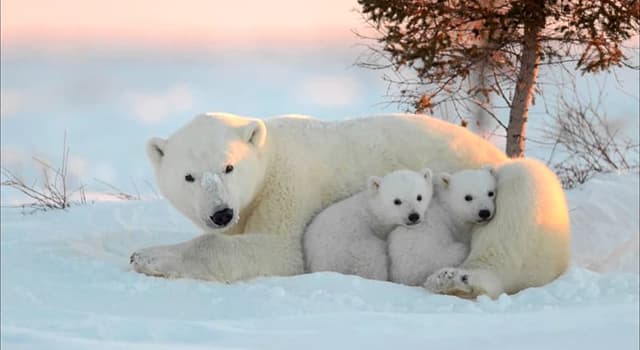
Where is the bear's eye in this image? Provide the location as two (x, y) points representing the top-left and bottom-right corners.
(488, 191), (495, 197)
(224, 164), (234, 174)
(464, 195), (473, 202)
(417, 195), (422, 201)
(185, 174), (195, 183)
(394, 199), (402, 206)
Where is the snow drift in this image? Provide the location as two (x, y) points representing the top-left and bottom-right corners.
(1, 172), (638, 349)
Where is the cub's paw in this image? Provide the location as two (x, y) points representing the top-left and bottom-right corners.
(423, 267), (475, 299)
(130, 246), (184, 278)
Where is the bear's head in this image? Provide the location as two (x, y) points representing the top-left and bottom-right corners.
(437, 166), (497, 224)
(367, 169), (434, 227)
(146, 113), (268, 233)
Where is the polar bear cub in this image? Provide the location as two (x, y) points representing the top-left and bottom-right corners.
(388, 167), (497, 286)
(304, 169), (434, 281)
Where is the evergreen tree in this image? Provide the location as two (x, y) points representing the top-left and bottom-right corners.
(358, 0), (639, 157)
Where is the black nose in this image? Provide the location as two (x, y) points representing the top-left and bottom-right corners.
(211, 208), (234, 226)
(408, 213), (420, 223)
(478, 209), (491, 219)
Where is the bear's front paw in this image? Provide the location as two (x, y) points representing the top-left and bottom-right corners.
(130, 246), (184, 278)
(423, 267), (474, 298)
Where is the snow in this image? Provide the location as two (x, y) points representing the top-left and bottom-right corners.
(1, 172), (638, 349)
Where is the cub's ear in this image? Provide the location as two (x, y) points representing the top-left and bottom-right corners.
(439, 172), (451, 188)
(422, 168), (433, 183)
(367, 176), (382, 194)
(146, 137), (167, 169)
(242, 120), (267, 148)
(482, 165), (497, 176)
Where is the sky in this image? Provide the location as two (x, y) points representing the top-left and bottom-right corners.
(0, 0), (395, 204)
(1, 0), (363, 50)
(1, 0), (638, 205)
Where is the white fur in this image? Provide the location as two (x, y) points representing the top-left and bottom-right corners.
(388, 168), (497, 286)
(424, 158), (570, 299)
(303, 169), (433, 280)
(130, 113), (569, 298)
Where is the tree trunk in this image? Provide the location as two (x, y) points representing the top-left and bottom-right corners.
(506, 8), (545, 158)
(470, 0), (493, 138)
(471, 57), (493, 137)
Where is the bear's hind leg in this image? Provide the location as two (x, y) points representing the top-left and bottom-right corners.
(423, 267), (504, 299)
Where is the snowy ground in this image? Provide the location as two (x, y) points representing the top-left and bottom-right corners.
(1, 172), (638, 349)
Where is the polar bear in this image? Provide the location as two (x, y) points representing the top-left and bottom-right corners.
(130, 112), (569, 299)
(388, 167), (497, 286)
(424, 159), (570, 298)
(304, 169), (433, 281)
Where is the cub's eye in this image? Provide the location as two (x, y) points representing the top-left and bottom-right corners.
(394, 199), (402, 206)
(417, 195), (422, 201)
(185, 174), (195, 182)
(224, 164), (234, 174)
(464, 195), (473, 202)
(488, 191), (495, 197)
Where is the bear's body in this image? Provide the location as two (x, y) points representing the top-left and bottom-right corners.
(304, 169), (433, 280)
(303, 192), (388, 281)
(388, 168), (497, 286)
(131, 113), (569, 299)
(424, 159), (570, 298)
(388, 204), (469, 286)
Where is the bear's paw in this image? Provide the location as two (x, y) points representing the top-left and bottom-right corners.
(424, 267), (475, 298)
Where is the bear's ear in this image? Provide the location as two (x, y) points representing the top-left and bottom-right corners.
(482, 165), (496, 176)
(146, 137), (167, 168)
(422, 168), (433, 183)
(439, 172), (451, 188)
(242, 120), (267, 148)
(367, 176), (382, 194)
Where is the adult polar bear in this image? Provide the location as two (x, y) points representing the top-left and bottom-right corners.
(130, 112), (569, 299)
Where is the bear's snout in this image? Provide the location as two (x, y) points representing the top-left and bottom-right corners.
(211, 208), (234, 226)
(478, 209), (492, 220)
(407, 212), (420, 224)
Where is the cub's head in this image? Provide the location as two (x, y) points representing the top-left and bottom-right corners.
(146, 113), (268, 233)
(437, 166), (497, 224)
(367, 169), (434, 227)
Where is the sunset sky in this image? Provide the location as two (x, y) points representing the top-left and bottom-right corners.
(1, 0), (363, 50)
(1, 0), (637, 202)
(0, 0), (389, 196)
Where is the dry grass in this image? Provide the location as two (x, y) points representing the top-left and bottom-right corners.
(1, 133), (88, 212)
(94, 178), (142, 201)
(546, 95), (639, 188)
(2, 133), (154, 213)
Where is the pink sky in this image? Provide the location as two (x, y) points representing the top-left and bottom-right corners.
(1, 0), (364, 49)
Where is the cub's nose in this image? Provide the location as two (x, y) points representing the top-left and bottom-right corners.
(211, 208), (234, 226)
(478, 209), (491, 220)
(408, 212), (420, 223)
